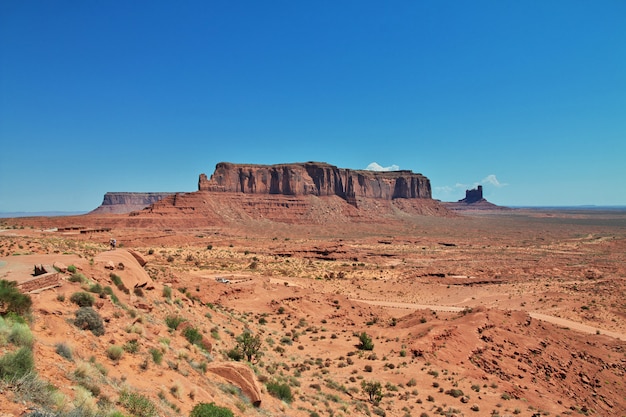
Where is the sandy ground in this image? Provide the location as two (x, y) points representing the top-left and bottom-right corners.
(1, 207), (626, 417)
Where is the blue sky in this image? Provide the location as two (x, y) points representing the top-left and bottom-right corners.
(1, 1), (624, 212)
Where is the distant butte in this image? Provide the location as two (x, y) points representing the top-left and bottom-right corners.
(444, 185), (508, 210)
(88, 162), (453, 225)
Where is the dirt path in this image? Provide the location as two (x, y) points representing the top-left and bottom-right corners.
(353, 299), (626, 342)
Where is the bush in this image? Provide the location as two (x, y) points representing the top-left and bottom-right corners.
(74, 307), (105, 336)
(55, 343), (73, 361)
(9, 322), (34, 347)
(149, 348), (163, 364)
(361, 380), (383, 405)
(445, 389), (464, 398)
(0, 280), (32, 316)
(165, 315), (186, 330)
(107, 345), (124, 361)
(357, 332), (374, 351)
(67, 265), (77, 273)
(119, 390), (157, 417)
(68, 272), (87, 283)
(183, 326), (203, 345)
(162, 286), (172, 299)
(266, 381), (293, 403)
(70, 292), (95, 307)
(190, 402), (234, 417)
(0, 347), (34, 380)
(123, 339), (140, 354)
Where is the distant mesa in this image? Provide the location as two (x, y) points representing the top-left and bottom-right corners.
(198, 161), (432, 206)
(89, 162), (453, 223)
(90, 192), (175, 214)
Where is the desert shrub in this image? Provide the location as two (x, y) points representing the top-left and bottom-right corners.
(123, 339), (140, 354)
(266, 381), (293, 403)
(357, 332), (374, 351)
(88, 283), (103, 294)
(364, 365), (373, 372)
(110, 273), (123, 287)
(149, 348), (163, 364)
(165, 315), (186, 330)
(445, 389), (464, 398)
(361, 380), (383, 405)
(236, 331), (262, 361)
(9, 322), (34, 347)
(119, 390), (157, 417)
(68, 272), (87, 283)
(74, 307), (105, 336)
(0, 347), (34, 380)
(107, 345), (124, 361)
(162, 286), (172, 299)
(183, 326), (203, 345)
(55, 343), (73, 361)
(0, 280), (32, 316)
(70, 292), (95, 307)
(67, 265), (77, 273)
(190, 402), (234, 417)
(226, 347), (244, 361)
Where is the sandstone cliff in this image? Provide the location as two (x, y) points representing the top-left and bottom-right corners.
(91, 192), (175, 214)
(198, 162), (431, 206)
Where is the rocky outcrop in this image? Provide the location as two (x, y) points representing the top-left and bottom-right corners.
(459, 186), (484, 204)
(91, 192), (175, 214)
(198, 162), (431, 206)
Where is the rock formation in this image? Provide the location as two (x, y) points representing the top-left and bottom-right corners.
(91, 192), (175, 214)
(459, 186), (484, 204)
(198, 162), (431, 206)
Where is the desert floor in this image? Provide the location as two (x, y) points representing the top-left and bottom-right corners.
(1, 208), (625, 417)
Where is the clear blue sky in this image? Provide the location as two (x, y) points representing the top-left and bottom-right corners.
(1, 1), (624, 212)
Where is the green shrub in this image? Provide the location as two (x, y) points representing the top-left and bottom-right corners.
(9, 322), (33, 347)
(162, 286), (172, 299)
(119, 390), (157, 417)
(67, 265), (77, 273)
(123, 339), (140, 354)
(445, 389), (464, 398)
(165, 315), (186, 330)
(69, 272), (87, 283)
(74, 307), (105, 336)
(107, 345), (124, 361)
(357, 332), (374, 351)
(55, 343), (73, 361)
(149, 348), (163, 364)
(183, 326), (203, 345)
(0, 280), (32, 316)
(70, 292), (95, 307)
(88, 283), (103, 294)
(110, 274), (123, 287)
(0, 347), (34, 380)
(226, 348), (244, 361)
(266, 381), (293, 403)
(190, 402), (234, 417)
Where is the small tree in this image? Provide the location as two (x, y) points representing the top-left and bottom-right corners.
(361, 380), (383, 405)
(236, 331), (262, 362)
(357, 332), (374, 351)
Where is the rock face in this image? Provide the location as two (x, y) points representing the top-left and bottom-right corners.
(91, 192), (175, 214)
(198, 162), (431, 206)
(459, 186), (484, 204)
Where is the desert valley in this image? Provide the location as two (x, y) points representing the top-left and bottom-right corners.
(1, 163), (625, 417)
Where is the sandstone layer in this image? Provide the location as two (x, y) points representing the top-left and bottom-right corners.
(198, 162), (431, 206)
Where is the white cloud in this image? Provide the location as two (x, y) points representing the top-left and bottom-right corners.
(480, 174), (507, 187)
(365, 162), (400, 172)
